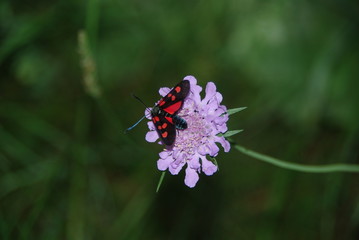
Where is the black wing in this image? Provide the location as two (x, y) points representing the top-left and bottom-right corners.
(152, 115), (176, 146)
(156, 80), (190, 115)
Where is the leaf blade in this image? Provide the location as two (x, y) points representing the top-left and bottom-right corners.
(218, 130), (243, 137)
(227, 107), (247, 115)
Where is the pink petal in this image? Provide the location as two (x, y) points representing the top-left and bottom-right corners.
(213, 107), (227, 120)
(205, 103), (217, 117)
(182, 99), (196, 115)
(159, 151), (169, 159)
(214, 92), (223, 104)
(198, 144), (210, 155)
(188, 154), (201, 170)
(172, 148), (181, 160)
(184, 167), (199, 188)
(169, 160), (185, 175)
(191, 84), (203, 103)
(144, 108), (152, 119)
(202, 82), (217, 105)
(215, 136), (231, 152)
(145, 131), (158, 142)
(209, 141), (220, 156)
(218, 104), (227, 113)
(185, 76), (202, 104)
(214, 109), (228, 121)
(147, 121), (155, 130)
(201, 156), (218, 175)
(184, 75), (197, 85)
(157, 155), (173, 171)
(159, 87), (170, 97)
(216, 123), (228, 133)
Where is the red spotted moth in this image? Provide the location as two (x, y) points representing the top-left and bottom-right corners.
(126, 80), (190, 146)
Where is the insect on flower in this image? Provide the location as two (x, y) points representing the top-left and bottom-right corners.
(145, 76), (231, 188)
(126, 80), (190, 146)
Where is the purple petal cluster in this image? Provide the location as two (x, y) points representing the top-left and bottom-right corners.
(145, 76), (230, 187)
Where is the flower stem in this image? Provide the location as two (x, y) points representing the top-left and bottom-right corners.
(234, 144), (359, 173)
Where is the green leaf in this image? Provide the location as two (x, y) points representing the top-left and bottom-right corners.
(226, 107), (247, 115)
(156, 171), (166, 193)
(218, 130), (243, 137)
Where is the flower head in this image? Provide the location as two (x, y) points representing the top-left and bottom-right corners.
(145, 76), (230, 188)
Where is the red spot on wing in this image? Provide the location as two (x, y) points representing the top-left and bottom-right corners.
(162, 123), (167, 128)
(171, 95), (176, 101)
(175, 86), (181, 93)
(159, 100), (165, 106)
(162, 132), (168, 138)
(163, 101), (182, 114)
(153, 116), (160, 122)
(165, 116), (174, 124)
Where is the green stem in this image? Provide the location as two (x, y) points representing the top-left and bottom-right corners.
(234, 144), (359, 173)
(156, 171), (166, 193)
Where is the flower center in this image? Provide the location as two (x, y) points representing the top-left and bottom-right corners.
(174, 106), (212, 157)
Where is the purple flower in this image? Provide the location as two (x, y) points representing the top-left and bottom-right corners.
(145, 76), (230, 188)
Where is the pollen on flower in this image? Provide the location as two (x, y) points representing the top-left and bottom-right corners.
(175, 111), (209, 151)
(145, 76), (231, 188)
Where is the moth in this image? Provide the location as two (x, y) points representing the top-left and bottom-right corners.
(151, 80), (190, 145)
(126, 80), (190, 146)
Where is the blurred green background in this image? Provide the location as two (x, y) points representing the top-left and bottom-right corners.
(1, 0), (359, 239)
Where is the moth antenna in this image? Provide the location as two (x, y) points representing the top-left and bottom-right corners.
(125, 94), (152, 133)
(132, 94), (150, 110)
(132, 93), (152, 118)
(125, 115), (147, 133)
